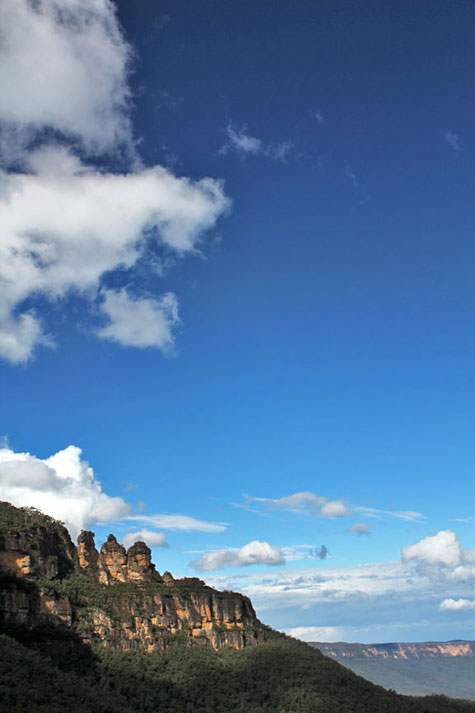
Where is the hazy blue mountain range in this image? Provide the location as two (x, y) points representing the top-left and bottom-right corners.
(310, 641), (475, 699)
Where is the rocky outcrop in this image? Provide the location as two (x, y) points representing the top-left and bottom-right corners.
(77, 530), (99, 569)
(0, 516), (75, 580)
(0, 502), (267, 652)
(97, 534), (128, 583)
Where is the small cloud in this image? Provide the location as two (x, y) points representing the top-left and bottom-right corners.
(349, 522), (373, 536)
(314, 545), (329, 559)
(245, 491), (349, 518)
(445, 131), (460, 152)
(440, 598), (475, 611)
(402, 530), (461, 568)
(122, 528), (168, 549)
(321, 499), (349, 518)
(190, 540), (285, 571)
(97, 289), (179, 353)
(220, 123), (263, 157)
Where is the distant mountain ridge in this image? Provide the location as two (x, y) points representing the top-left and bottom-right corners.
(312, 641), (475, 660)
(310, 641), (475, 699)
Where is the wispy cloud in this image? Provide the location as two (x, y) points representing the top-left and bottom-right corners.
(354, 506), (426, 522)
(244, 491), (425, 525)
(126, 513), (227, 533)
(244, 491), (349, 518)
(220, 122), (292, 162)
(445, 130), (460, 152)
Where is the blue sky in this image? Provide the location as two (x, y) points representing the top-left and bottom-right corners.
(1, 0), (475, 643)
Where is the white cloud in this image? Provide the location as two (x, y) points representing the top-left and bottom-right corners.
(122, 528), (168, 550)
(0, 146), (228, 362)
(127, 513), (227, 533)
(0, 0), (132, 157)
(440, 598), (475, 611)
(0, 313), (53, 365)
(220, 122), (292, 162)
(206, 561), (416, 613)
(97, 290), (179, 351)
(203, 535), (475, 641)
(349, 522), (373, 536)
(249, 491), (326, 513)
(220, 123), (262, 157)
(0, 444), (129, 538)
(402, 530), (461, 568)
(246, 491), (348, 518)
(354, 506), (426, 522)
(190, 540), (285, 571)
(321, 499), (349, 517)
(0, 1), (230, 364)
(284, 626), (344, 642)
(247, 492), (426, 525)
(445, 131), (460, 152)
(401, 530), (475, 584)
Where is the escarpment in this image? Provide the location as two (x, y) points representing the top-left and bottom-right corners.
(0, 501), (266, 651)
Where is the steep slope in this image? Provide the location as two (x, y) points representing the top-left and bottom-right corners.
(310, 642), (475, 698)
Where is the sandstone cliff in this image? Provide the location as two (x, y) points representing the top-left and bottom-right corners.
(0, 501), (266, 651)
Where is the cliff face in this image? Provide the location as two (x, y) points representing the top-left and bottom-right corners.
(311, 641), (475, 660)
(0, 501), (266, 651)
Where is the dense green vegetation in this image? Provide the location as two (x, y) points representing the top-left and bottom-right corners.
(0, 501), (65, 533)
(1, 627), (475, 713)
